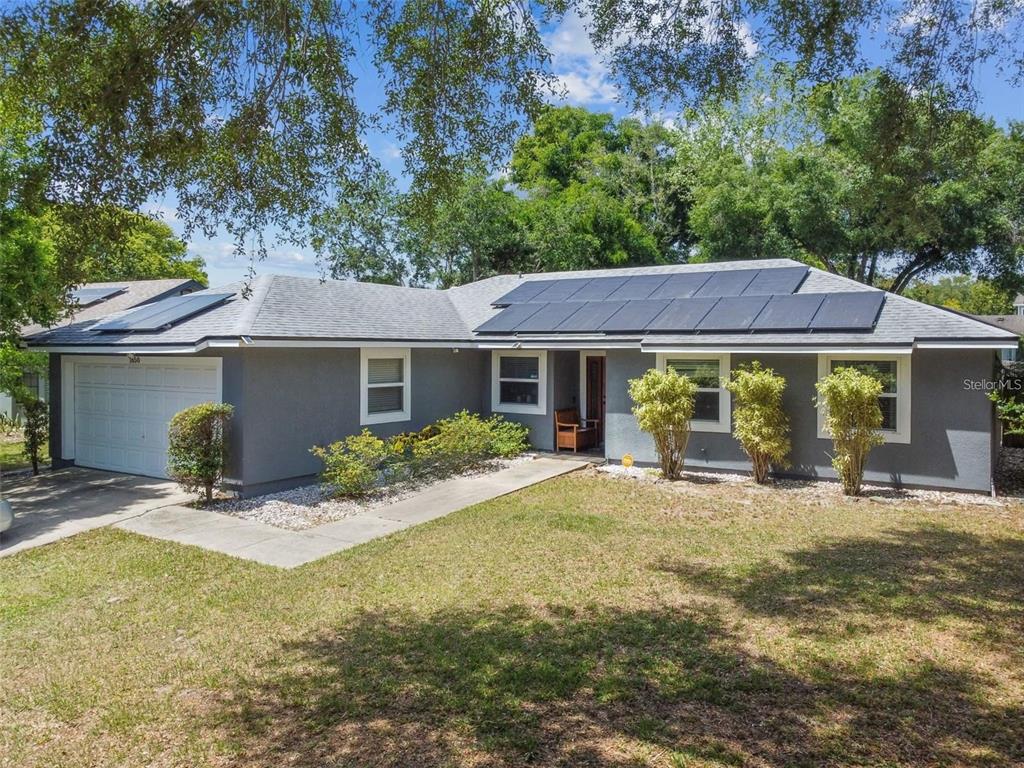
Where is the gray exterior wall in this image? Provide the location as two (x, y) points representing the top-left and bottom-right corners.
(605, 348), (999, 492)
(227, 347), (487, 494)
(482, 349), (579, 451)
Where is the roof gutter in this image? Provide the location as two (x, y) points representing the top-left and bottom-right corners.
(26, 336), (1017, 356)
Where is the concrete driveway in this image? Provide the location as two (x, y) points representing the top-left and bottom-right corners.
(0, 468), (193, 557)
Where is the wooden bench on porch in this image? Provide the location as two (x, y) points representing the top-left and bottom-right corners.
(554, 408), (599, 453)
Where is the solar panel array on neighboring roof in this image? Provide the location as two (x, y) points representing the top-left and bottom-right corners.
(93, 292), (234, 332)
(490, 267), (810, 306)
(474, 291), (885, 335)
(72, 286), (126, 307)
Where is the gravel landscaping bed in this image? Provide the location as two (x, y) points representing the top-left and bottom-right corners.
(213, 456), (531, 530)
(598, 458), (1024, 507)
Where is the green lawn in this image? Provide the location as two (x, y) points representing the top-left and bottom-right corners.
(2, 472), (1023, 767)
(0, 436), (47, 472)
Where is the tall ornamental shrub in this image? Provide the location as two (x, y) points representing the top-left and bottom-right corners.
(628, 368), (697, 480)
(816, 367), (884, 496)
(724, 362), (791, 483)
(167, 402), (234, 503)
(20, 397), (48, 476)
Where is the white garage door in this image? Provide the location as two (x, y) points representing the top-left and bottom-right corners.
(68, 357), (222, 478)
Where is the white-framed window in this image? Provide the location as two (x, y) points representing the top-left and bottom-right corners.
(360, 347), (411, 425)
(816, 353), (911, 444)
(492, 350), (547, 415)
(655, 352), (731, 433)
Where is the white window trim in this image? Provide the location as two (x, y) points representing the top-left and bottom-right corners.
(655, 352), (731, 434)
(492, 350), (547, 416)
(816, 353), (911, 444)
(360, 347), (411, 425)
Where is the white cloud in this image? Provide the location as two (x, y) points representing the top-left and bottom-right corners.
(543, 5), (757, 108)
(191, 239), (317, 274)
(543, 11), (619, 106)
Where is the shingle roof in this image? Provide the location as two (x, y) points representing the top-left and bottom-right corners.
(24, 261), (1017, 349)
(21, 279), (203, 337)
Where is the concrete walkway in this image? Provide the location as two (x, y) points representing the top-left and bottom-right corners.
(116, 457), (588, 568)
(0, 468), (192, 557)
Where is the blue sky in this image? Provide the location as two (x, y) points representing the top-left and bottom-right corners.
(156, 10), (1023, 288)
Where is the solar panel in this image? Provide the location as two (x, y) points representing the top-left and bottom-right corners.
(644, 297), (719, 332)
(93, 293), (234, 332)
(750, 294), (826, 330)
(530, 278), (594, 303)
(474, 303), (546, 333)
(696, 296), (770, 331)
(554, 300), (628, 332)
(569, 277), (628, 301)
(515, 302), (586, 332)
(605, 275), (670, 301)
(809, 292), (885, 330)
(741, 266), (809, 296)
(648, 272), (713, 299)
(72, 286), (125, 306)
(598, 299), (672, 332)
(693, 268), (760, 298)
(491, 280), (554, 306)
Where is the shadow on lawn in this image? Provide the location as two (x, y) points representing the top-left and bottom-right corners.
(218, 601), (1023, 767)
(660, 523), (1024, 652)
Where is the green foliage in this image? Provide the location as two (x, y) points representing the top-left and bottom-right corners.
(167, 403), (234, 503)
(20, 397), (48, 476)
(816, 368), (884, 496)
(0, 343), (46, 405)
(688, 70), (1024, 292)
(988, 362), (1024, 435)
(311, 430), (398, 497)
(904, 275), (1014, 315)
(0, 208), (63, 342)
(77, 212), (207, 285)
(487, 415), (531, 458)
(724, 363), (791, 483)
(413, 411), (530, 474)
(628, 368), (697, 480)
(313, 412), (530, 497)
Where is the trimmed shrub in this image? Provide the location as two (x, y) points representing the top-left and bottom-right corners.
(816, 367), (884, 496)
(167, 402), (234, 503)
(486, 414), (530, 458)
(311, 430), (398, 496)
(312, 412), (530, 497)
(628, 368), (697, 480)
(725, 362), (791, 483)
(20, 398), (48, 476)
(410, 412), (529, 474)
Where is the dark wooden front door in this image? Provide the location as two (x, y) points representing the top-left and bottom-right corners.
(585, 355), (606, 443)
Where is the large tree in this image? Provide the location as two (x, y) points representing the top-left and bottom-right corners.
(688, 71), (1024, 292)
(2, 0), (1023, 304)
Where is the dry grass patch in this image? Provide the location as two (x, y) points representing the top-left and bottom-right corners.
(2, 472), (1023, 767)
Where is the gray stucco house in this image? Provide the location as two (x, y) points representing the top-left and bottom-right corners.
(24, 259), (1018, 494)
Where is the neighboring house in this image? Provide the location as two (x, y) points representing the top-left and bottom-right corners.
(2, 280), (203, 420)
(23, 260), (1018, 494)
(971, 313), (1024, 363)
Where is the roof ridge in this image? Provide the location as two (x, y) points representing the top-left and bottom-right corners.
(233, 274), (276, 336)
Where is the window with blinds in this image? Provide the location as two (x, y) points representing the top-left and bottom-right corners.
(361, 348), (411, 424)
(366, 357), (405, 414)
